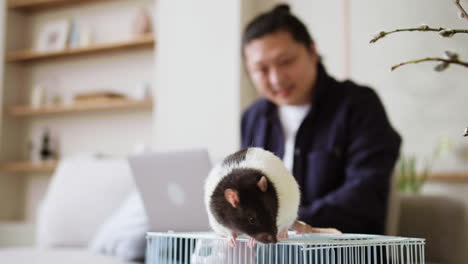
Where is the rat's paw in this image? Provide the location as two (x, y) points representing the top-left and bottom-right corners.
(248, 237), (256, 248)
(228, 233), (238, 247)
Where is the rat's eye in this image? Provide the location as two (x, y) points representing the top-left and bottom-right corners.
(248, 217), (256, 224)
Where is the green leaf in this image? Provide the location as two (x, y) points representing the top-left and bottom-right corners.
(417, 166), (430, 191)
(408, 156), (416, 191)
(397, 156), (407, 191)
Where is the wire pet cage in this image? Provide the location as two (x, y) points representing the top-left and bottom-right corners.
(146, 232), (425, 264)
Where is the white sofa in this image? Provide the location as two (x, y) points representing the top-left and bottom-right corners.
(0, 156), (144, 264)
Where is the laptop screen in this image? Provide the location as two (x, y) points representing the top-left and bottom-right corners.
(128, 149), (212, 232)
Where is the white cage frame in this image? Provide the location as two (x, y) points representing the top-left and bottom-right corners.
(146, 232), (425, 264)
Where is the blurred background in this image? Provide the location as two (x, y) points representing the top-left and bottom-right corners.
(0, 0), (466, 263)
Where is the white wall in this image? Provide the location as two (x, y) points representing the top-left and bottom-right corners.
(152, 0), (243, 161)
(351, 0), (468, 170)
(290, 1), (347, 80)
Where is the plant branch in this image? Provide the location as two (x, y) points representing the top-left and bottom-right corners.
(370, 26), (468, 43)
(454, 0), (468, 20)
(390, 57), (468, 71)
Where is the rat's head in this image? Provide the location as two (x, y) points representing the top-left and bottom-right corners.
(210, 168), (279, 244)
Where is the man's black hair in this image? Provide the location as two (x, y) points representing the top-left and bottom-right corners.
(242, 4), (314, 53)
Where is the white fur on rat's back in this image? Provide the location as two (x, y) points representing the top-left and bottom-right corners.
(204, 147), (301, 237)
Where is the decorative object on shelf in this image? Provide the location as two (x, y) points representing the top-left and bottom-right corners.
(52, 94), (61, 105)
(74, 90), (127, 104)
(397, 137), (453, 193)
(68, 14), (93, 48)
(30, 84), (45, 108)
(68, 16), (80, 49)
(79, 24), (93, 47)
(39, 77), (62, 105)
(45, 90), (62, 105)
(36, 20), (70, 52)
(40, 128), (56, 161)
(60, 90), (75, 106)
(131, 7), (152, 37)
(129, 81), (152, 100)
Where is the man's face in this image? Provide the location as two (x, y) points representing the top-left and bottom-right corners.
(244, 31), (318, 106)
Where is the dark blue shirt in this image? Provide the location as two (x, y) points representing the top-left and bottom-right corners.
(241, 64), (401, 234)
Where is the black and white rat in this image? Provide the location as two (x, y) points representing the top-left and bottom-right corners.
(204, 147), (300, 247)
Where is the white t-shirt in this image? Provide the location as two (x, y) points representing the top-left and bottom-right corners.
(278, 104), (311, 172)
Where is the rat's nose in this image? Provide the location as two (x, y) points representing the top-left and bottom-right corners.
(255, 232), (278, 244)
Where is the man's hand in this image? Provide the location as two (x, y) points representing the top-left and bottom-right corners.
(291, 220), (342, 234)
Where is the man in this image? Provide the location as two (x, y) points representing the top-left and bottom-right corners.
(241, 4), (401, 234)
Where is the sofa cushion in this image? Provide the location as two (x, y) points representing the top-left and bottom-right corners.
(0, 248), (141, 264)
(89, 191), (150, 261)
(36, 156), (135, 248)
(385, 174), (400, 236)
(398, 194), (466, 264)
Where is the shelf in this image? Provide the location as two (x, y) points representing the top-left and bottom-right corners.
(8, 98), (153, 117)
(8, 0), (120, 12)
(427, 172), (468, 183)
(6, 34), (155, 63)
(0, 160), (58, 173)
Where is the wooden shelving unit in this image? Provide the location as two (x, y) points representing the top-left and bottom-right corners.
(0, 160), (58, 173)
(8, 98), (153, 117)
(1, 0), (156, 222)
(428, 172), (468, 183)
(8, 0), (120, 12)
(6, 34), (155, 63)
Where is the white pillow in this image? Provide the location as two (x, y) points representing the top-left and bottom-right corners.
(36, 156), (135, 248)
(89, 191), (150, 261)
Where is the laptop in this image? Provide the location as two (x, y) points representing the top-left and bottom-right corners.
(128, 149), (212, 232)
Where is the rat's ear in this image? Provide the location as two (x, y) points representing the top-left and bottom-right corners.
(257, 176), (268, 192)
(224, 188), (239, 208)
